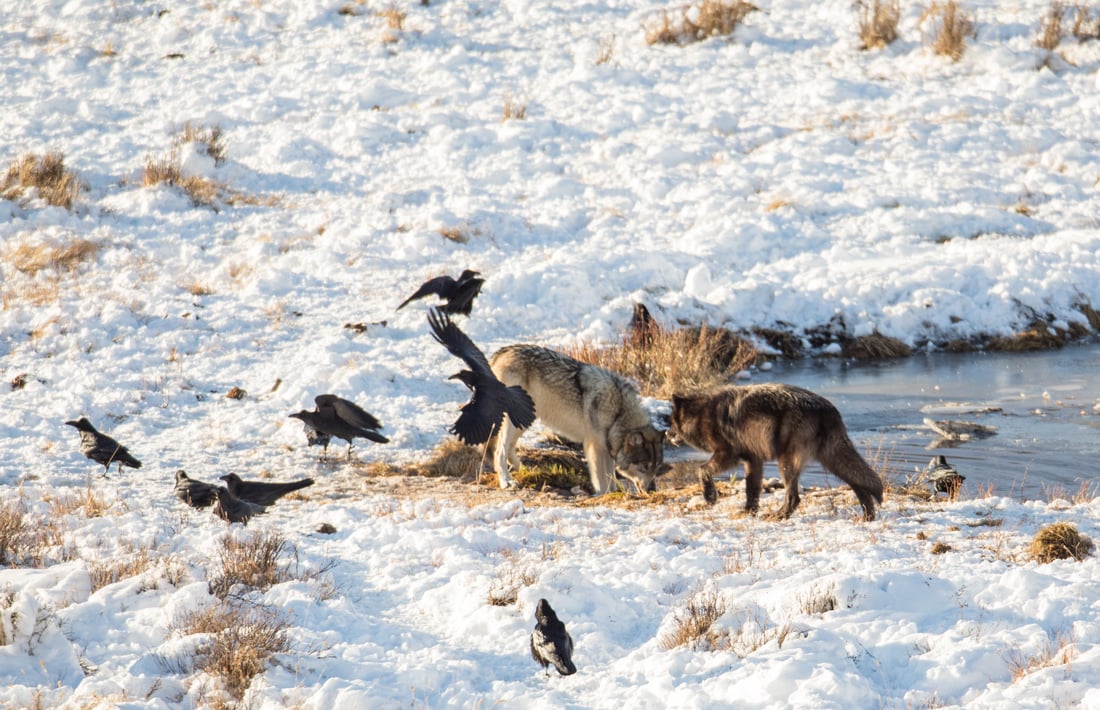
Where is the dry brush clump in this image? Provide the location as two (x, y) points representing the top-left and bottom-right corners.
(659, 586), (728, 650)
(1002, 626), (1076, 681)
(172, 600), (292, 703)
(208, 530), (337, 601)
(487, 552), (539, 606)
(0, 497), (29, 566)
(142, 122), (235, 209)
(1029, 521), (1094, 563)
(561, 320), (755, 399)
(1, 151), (84, 210)
(645, 0), (758, 46)
(858, 0), (901, 50)
(921, 0), (976, 61)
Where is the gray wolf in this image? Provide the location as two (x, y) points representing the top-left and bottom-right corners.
(531, 598), (576, 676)
(667, 383), (883, 521)
(428, 308), (536, 445)
(489, 345), (667, 494)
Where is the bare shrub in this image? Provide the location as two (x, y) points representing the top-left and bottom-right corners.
(173, 600), (291, 702)
(1069, 3), (1100, 40)
(659, 586), (727, 650)
(414, 439), (484, 478)
(1029, 522), (1094, 563)
(858, 0), (901, 50)
(208, 531), (290, 598)
(142, 123), (230, 208)
(487, 552), (538, 606)
(179, 122), (227, 166)
(1, 152), (84, 210)
(87, 547), (156, 592)
(379, 3), (406, 30)
(921, 1), (976, 61)
(561, 322), (755, 399)
(1002, 626), (1076, 681)
(796, 586), (838, 615)
(842, 333), (912, 360)
(0, 497), (29, 565)
(1037, 2), (1066, 49)
(645, 0), (758, 46)
(596, 33), (616, 65)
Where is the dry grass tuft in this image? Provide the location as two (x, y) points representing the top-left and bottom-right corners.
(930, 541), (953, 554)
(3, 238), (99, 276)
(858, 0), (901, 50)
(596, 33), (616, 65)
(842, 333), (912, 360)
(179, 122), (228, 166)
(511, 447), (591, 491)
(659, 586), (727, 650)
(986, 319), (1068, 352)
(47, 483), (110, 519)
(378, 3), (406, 30)
(1068, 3), (1100, 39)
(413, 439), (485, 479)
(921, 1), (976, 61)
(796, 586), (838, 615)
(1037, 2), (1066, 49)
(87, 547), (156, 592)
(208, 531), (290, 598)
(561, 321), (755, 399)
(645, 0), (758, 46)
(173, 600), (291, 701)
(1029, 521), (1094, 563)
(438, 225), (471, 243)
(1003, 627), (1076, 681)
(142, 122), (232, 208)
(502, 92), (527, 121)
(1, 152), (84, 210)
(0, 497), (29, 566)
(487, 553), (539, 606)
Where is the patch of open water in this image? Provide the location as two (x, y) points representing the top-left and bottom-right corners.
(757, 341), (1100, 501)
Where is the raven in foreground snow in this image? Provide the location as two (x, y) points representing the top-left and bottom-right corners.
(173, 469), (220, 509)
(531, 598), (576, 676)
(65, 417), (143, 475)
(220, 472), (315, 506)
(926, 455), (966, 497)
(427, 308), (535, 446)
(290, 394), (389, 460)
(397, 269), (484, 316)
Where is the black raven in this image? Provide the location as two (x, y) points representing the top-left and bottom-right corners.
(173, 469), (220, 508)
(531, 598), (576, 676)
(926, 455), (965, 497)
(290, 394), (389, 460)
(65, 417), (143, 475)
(397, 269), (484, 315)
(212, 486), (266, 524)
(220, 472), (315, 506)
(427, 308), (535, 446)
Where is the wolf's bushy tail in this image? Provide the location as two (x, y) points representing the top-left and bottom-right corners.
(818, 429), (884, 519)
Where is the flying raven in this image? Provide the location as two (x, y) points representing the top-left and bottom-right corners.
(427, 308), (535, 446)
(397, 269), (484, 316)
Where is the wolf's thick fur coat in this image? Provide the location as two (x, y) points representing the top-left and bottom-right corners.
(489, 345), (666, 494)
(668, 383), (884, 521)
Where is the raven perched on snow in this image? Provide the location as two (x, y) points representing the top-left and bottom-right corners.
(926, 455), (965, 497)
(290, 394), (389, 460)
(220, 472), (314, 506)
(397, 269), (484, 316)
(530, 598), (576, 676)
(173, 469), (220, 509)
(212, 486), (266, 524)
(65, 417), (143, 475)
(427, 308), (535, 446)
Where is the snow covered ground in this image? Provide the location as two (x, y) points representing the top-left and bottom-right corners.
(2, 0), (1100, 707)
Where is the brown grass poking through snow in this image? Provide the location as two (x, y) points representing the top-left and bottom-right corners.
(142, 122), (232, 208)
(414, 439), (485, 479)
(173, 600), (292, 702)
(1069, 3), (1100, 39)
(208, 531), (290, 598)
(1002, 627), (1076, 681)
(1029, 522), (1094, 563)
(502, 92), (527, 121)
(921, 1), (976, 61)
(645, 0), (758, 46)
(561, 322), (755, 399)
(1037, 2), (1067, 49)
(0, 496), (29, 566)
(3, 238), (99, 276)
(659, 586), (728, 650)
(842, 332), (912, 360)
(180, 121), (228, 166)
(858, 0), (901, 50)
(1, 152), (84, 210)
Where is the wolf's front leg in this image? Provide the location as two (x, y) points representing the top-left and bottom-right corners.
(584, 440), (616, 494)
(493, 417), (521, 489)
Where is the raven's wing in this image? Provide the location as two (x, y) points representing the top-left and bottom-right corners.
(443, 277), (484, 316)
(427, 308), (493, 378)
(396, 275), (456, 310)
(315, 394), (384, 431)
(91, 432), (142, 469)
(503, 384), (536, 430)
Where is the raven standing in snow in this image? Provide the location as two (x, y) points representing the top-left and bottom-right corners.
(173, 469), (220, 509)
(65, 417), (143, 475)
(212, 486), (266, 524)
(531, 598), (576, 676)
(290, 394), (389, 460)
(220, 472), (315, 506)
(427, 308), (535, 446)
(926, 455), (966, 498)
(397, 269), (484, 316)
